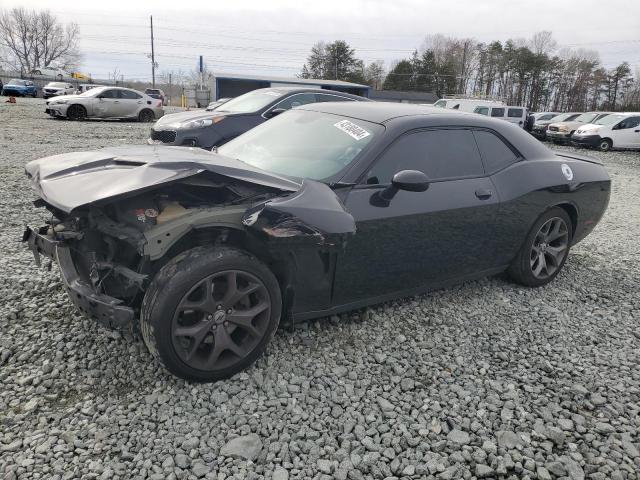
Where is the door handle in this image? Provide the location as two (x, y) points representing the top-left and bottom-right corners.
(475, 188), (493, 200)
(635, 129), (639, 132)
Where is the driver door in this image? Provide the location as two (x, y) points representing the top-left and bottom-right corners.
(94, 89), (120, 117)
(613, 116), (640, 148)
(333, 128), (501, 305)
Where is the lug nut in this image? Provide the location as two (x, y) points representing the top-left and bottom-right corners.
(223, 321), (229, 327)
(217, 305), (222, 310)
(207, 314), (212, 320)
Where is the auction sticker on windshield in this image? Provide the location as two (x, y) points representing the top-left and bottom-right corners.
(334, 120), (371, 141)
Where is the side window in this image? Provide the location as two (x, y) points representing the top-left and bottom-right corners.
(475, 107), (489, 116)
(100, 90), (118, 99)
(275, 93), (318, 110)
(473, 130), (519, 173)
(119, 90), (142, 99)
(491, 108), (505, 118)
(618, 117), (640, 129)
(315, 94), (352, 102)
(508, 108), (523, 118)
(366, 129), (484, 184)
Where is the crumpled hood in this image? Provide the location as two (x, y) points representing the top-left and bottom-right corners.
(154, 110), (227, 128)
(25, 145), (300, 213)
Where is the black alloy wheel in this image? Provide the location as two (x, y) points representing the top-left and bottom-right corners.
(138, 109), (155, 122)
(508, 207), (572, 287)
(67, 104), (86, 121)
(529, 217), (569, 280)
(140, 246), (282, 382)
(598, 138), (612, 152)
(170, 270), (271, 371)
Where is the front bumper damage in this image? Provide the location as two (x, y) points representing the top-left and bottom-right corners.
(23, 226), (135, 328)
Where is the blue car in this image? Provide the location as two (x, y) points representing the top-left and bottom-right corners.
(2, 78), (37, 97)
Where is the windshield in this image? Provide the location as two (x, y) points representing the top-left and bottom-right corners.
(218, 110), (383, 181)
(550, 113), (577, 122)
(48, 82), (67, 88)
(9, 79), (26, 85)
(434, 100), (447, 108)
(79, 87), (106, 97)
(595, 114), (625, 126)
(216, 89), (286, 113)
(574, 113), (599, 123)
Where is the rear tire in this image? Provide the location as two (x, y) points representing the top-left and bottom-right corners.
(140, 246), (282, 382)
(138, 109), (155, 122)
(507, 207), (573, 287)
(598, 138), (612, 152)
(66, 104), (86, 121)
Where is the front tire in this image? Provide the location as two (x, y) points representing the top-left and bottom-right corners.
(66, 104), (86, 121)
(140, 247), (282, 382)
(598, 138), (612, 152)
(508, 207), (572, 287)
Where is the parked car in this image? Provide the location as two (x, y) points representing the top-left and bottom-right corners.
(31, 65), (71, 80)
(531, 112), (559, 121)
(145, 88), (167, 105)
(1, 78), (37, 97)
(473, 105), (528, 128)
(23, 103), (610, 381)
(45, 86), (164, 122)
(42, 82), (75, 99)
(149, 87), (368, 149)
(572, 112), (640, 151)
(77, 84), (106, 94)
(531, 112), (581, 140)
(206, 97), (232, 111)
(547, 112), (611, 144)
(433, 97), (505, 113)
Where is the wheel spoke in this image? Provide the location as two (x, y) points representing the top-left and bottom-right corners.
(546, 220), (565, 242)
(227, 303), (269, 337)
(206, 326), (244, 367)
(174, 322), (211, 360)
(545, 245), (566, 265)
(180, 278), (217, 312)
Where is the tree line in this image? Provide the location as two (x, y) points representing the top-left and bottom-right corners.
(301, 33), (640, 112)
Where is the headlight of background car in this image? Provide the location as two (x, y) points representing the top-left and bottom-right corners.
(181, 117), (225, 129)
(558, 126), (569, 133)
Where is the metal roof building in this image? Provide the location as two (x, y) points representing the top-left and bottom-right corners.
(212, 72), (371, 100)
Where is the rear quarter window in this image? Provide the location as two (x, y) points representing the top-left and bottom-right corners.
(473, 130), (520, 173)
(508, 108), (523, 118)
(491, 108), (505, 117)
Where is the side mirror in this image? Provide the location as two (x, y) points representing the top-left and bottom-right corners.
(266, 108), (286, 118)
(371, 170), (430, 207)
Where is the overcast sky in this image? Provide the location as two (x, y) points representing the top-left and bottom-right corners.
(4, 0), (640, 81)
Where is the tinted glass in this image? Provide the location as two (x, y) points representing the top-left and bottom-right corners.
(366, 129), (484, 184)
(99, 90), (118, 99)
(315, 93), (352, 102)
(9, 79), (26, 85)
(119, 90), (142, 99)
(475, 107), (489, 116)
(274, 93), (318, 110)
(491, 108), (505, 117)
(574, 112), (599, 123)
(507, 108), (523, 118)
(218, 110), (382, 181)
(539, 114), (555, 121)
(473, 130), (519, 173)
(618, 117), (640, 129)
(596, 114), (625, 125)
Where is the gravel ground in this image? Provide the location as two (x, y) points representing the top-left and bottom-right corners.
(1, 98), (639, 480)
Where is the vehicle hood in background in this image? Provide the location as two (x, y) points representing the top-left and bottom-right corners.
(25, 145), (301, 213)
(47, 94), (84, 102)
(154, 110), (228, 129)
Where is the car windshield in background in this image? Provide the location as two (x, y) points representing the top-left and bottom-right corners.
(218, 110), (382, 181)
(146, 89), (161, 94)
(595, 114), (625, 125)
(49, 82), (67, 88)
(575, 113), (599, 123)
(9, 79), (26, 85)
(551, 113), (577, 122)
(216, 89), (286, 113)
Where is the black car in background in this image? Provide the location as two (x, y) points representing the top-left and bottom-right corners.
(149, 87), (368, 149)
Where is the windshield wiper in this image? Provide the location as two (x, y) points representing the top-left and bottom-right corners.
(329, 181), (356, 189)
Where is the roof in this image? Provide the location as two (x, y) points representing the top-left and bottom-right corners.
(369, 90), (438, 102)
(212, 72), (370, 90)
(298, 101), (471, 123)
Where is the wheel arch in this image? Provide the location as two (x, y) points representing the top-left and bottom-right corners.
(554, 202), (578, 237)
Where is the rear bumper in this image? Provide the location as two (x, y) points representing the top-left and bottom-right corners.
(571, 135), (601, 148)
(22, 226), (135, 328)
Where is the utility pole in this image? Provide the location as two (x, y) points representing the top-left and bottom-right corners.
(150, 15), (155, 88)
(168, 73), (172, 106)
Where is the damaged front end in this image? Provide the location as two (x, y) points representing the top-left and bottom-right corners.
(23, 145), (356, 327)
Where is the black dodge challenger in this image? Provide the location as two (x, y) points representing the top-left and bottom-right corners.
(23, 103), (610, 381)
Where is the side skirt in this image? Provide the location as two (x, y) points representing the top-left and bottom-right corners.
(291, 265), (509, 322)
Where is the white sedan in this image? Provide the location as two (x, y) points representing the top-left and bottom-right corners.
(45, 86), (165, 122)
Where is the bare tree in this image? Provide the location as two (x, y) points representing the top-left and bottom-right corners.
(529, 31), (557, 55)
(0, 8), (79, 72)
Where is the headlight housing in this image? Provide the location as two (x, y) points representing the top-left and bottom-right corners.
(180, 117), (225, 129)
(53, 99), (68, 104)
(558, 125), (569, 133)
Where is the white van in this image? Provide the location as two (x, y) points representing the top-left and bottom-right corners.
(571, 112), (640, 151)
(473, 105), (528, 128)
(433, 98), (505, 113)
